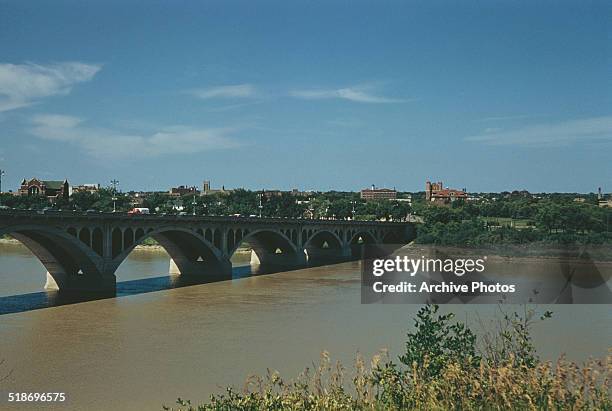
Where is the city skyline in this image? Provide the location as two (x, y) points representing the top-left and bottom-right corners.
(2, 175), (609, 196)
(0, 1), (610, 192)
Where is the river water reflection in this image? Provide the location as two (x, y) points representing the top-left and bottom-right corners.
(0, 243), (610, 410)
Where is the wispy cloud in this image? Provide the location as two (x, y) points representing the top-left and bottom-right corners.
(475, 114), (540, 123)
(29, 114), (243, 160)
(189, 83), (406, 105)
(289, 85), (404, 104)
(466, 116), (612, 147)
(190, 84), (257, 99)
(202, 100), (266, 113)
(0, 62), (101, 112)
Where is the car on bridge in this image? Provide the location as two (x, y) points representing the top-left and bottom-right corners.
(128, 207), (150, 215)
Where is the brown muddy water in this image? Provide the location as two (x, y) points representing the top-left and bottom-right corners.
(0, 242), (610, 410)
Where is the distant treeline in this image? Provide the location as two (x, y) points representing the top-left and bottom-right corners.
(413, 196), (612, 246)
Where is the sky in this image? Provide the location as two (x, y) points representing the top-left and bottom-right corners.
(0, 0), (610, 193)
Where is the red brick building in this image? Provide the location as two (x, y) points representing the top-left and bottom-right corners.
(425, 180), (467, 205)
(19, 178), (70, 201)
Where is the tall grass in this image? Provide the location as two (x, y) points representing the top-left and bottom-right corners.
(164, 305), (611, 410)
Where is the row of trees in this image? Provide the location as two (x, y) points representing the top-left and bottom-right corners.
(0, 189), (412, 221)
(141, 190), (411, 220)
(413, 197), (612, 246)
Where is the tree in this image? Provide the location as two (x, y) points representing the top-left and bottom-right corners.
(399, 305), (479, 379)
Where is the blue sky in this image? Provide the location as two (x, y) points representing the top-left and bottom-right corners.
(0, 0), (610, 193)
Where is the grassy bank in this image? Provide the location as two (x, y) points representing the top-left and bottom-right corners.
(164, 305), (610, 410)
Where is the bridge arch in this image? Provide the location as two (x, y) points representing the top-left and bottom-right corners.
(123, 228), (134, 249)
(304, 230), (343, 250)
(78, 227), (91, 247)
(111, 226), (226, 278)
(92, 227), (103, 256)
(227, 228), (235, 251)
(0, 224), (109, 291)
(204, 228), (213, 243)
(304, 229), (347, 263)
(229, 228), (303, 266)
(349, 230), (377, 245)
(213, 228), (222, 249)
(348, 230), (378, 259)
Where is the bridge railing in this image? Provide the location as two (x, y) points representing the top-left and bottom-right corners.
(0, 209), (410, 226)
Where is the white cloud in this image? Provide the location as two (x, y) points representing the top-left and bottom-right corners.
(189, 83), (405, 104)
(465, 116), (612, 147)
(289, 86), (403, 103)
(190, 84), (257, 99)
(476, 114), (539, 122)
(30, 114), (243, 160)
(0, 62), (101, 112)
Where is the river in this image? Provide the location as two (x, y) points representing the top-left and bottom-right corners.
(0, 242), (610, 410)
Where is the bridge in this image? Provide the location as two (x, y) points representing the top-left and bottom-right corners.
(0, 210), (415, 292)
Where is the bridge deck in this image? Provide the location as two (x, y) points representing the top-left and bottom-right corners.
(0, 209), (408, 226)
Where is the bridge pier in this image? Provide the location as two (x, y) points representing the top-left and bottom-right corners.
(250, 249), (307, 267)
(45, 271), (63, 290)
(168, 257), (232, 281)
(304, 244), (352, 264)
(45, 270), (116, 292)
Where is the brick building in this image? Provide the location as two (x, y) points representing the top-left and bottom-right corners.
(425, 180), (467, 205)
(19, 178), (70, 201)
(360, 185), (397, 201)
(72, 183), (100, 194)
(169, 185), (200, 197)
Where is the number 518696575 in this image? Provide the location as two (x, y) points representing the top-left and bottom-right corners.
(8, 392), (66, 402)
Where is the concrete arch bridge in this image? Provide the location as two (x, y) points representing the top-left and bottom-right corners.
(0, 210), (414, 292)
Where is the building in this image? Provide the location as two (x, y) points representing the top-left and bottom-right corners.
(425, 180), (467, 205)
(262, 190), (283, 199)
(394, 194), (412, 205)
(360, 185), (397, 201)
(169, 185), (200, 197)
(598, 187), (611, 208)
(201, 180), (232, 196)
(599, 199), (612, 208)
(19, 178), (70, 201)
(72, 183), (100, 194)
